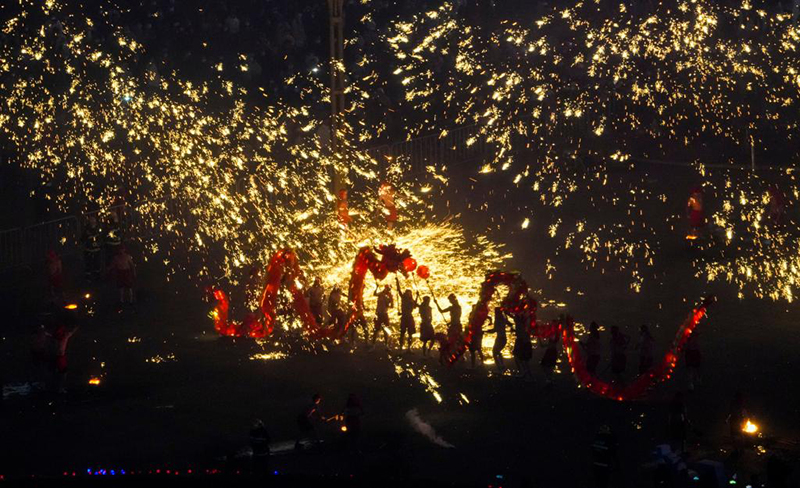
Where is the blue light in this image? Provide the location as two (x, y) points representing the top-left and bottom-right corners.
(111, 470), (115, 476)
(273, 471), (279, 475)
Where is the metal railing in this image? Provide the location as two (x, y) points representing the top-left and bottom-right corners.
(368, 123), (491, 174)
(0, 215), (81, 270)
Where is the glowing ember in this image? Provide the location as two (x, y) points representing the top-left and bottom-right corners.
(249, 352), (288, 361)
(88, 377), (101, 386)
(64, 304), (78, 310)
(743, 419), (759, 434)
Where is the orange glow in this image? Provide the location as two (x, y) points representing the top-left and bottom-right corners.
(88, 377), (101, 385)
(743, 419), (759, 434)
(64, 303), (78, 310)
(340, 425), (348, 432)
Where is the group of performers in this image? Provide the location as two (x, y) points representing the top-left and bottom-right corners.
(302, 278), (554, 376)
(305, 277), (459, 358)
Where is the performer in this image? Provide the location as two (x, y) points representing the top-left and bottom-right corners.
(371, 284), (393, 347)
(336, 188), (351, 228)
(591, 425), (619, 488)
(491, 307), (509, 372)
(668, 392), (689, 453)
(726, 391), (748, 443)
(512, 310), (533, 381)
(109, 246), (136, 305)
(467, 304), (486, 368)
(609, 326), (629, 383)
(637, 324), (655, 374)
(399, 289), (418, 351)
(45, 250), (64, 301)
(435, 293), (462, 344)
(342, 393), (364, 452)
(104, 211), (122, 265)
(349, 312), (367, 344)
(686, 186), (705, 238)
(684, 331), (702, 391)
(249, 419), (271, 475)
(81, 215), (102, 280)
(379, 181), (398, 230)
(540, 327), (559, 386)
(49, 317), (78, 394)
(768, 184), (786, 227)
(418, 296), (435, 356)
(307, 277), (325, 325)
(327, 285), (345, 335)
(582, 321), (602, 375)
(295, 393), (326, 450)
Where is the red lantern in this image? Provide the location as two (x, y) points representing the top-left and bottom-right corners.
(416, 265), (430, 280)
(403, 257), (417, 272)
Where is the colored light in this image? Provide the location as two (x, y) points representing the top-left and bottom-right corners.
(64, 304), (78, 310)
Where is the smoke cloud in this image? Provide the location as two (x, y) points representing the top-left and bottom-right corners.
(405, 408), (455, 448)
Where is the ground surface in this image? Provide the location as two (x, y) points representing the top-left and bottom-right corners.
(1, 162), (799, 487)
